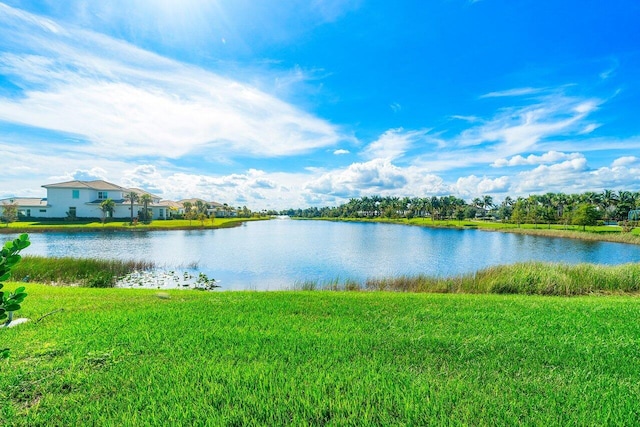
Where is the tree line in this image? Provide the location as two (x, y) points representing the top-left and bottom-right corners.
(280, 190), (640, 230)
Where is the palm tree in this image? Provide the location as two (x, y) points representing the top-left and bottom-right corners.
(100, 198), (115, 224)
(124, 191), (139, 224)
(482, 195), (494, 212)
(195, 200), (209, 216)
(139, 194), (153, 223)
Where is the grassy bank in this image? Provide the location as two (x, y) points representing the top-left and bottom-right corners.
(0, 217), (265, 233)
(12, 256), (153, 287)
(362, 262), (640, 295)
(308, 216), (640, 245)
(2, 286), (640, 425)
(12, 256), (640, 295)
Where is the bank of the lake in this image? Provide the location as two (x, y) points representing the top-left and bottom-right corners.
(305, 216), (640, 245)
(0, 217), (266, 234)
(3, 285), (640, 425)
(12, 256), (640, 295)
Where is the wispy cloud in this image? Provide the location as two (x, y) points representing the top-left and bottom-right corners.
(480, 87), (545, 98)
(0, 3), (343, 160)
(363, 128), (430, 161)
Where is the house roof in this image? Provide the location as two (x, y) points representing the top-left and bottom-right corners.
(127, 188), (161, 199)
(157, 200), (182, 208)
(178, 198), (209, 205)
(42, 180), (127, 191)
(0, 197), (48, 207)
(178, 199), (227, 208)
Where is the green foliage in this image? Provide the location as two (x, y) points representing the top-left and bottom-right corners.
(1, 202), (18, 226)
(99, 198), (115, 224)
(573, 203), (600, 230)
(0, 233), (30, 358)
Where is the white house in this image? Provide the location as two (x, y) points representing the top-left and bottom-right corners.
(41, 180), (130, 219)
(0, 197), (48, 219)
(0, 179), (231, 220)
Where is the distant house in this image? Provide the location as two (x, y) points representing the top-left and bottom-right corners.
(0, 180), (232, 220)
(0, 197), (48, 219)
(178, 198), (237, 217)
(42, 180), (129, 219)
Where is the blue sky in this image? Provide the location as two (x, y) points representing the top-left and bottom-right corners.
(0, 0), (639, 209)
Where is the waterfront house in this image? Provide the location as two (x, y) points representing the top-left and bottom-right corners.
(0, 179), (230, 221)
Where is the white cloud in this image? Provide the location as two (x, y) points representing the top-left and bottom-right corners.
(0, 4), (344, 160)
(453, 175), (510, 196)
(363, 128), (429, 161)
(333, 149), (350, 155)
(513, 158), (589, 193)
(580, 123), (600, 134)
(492, 151), (584, 167)
(612, 156), (638, 167)
(305, 159), (408, 197)
(480, 87), (544, 98)
(390, 102), (401, 112)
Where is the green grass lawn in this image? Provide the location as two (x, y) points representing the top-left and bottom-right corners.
(3, 285), (640, 425)
(0, 217), (264, 233)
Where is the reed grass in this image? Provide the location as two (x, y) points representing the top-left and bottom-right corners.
(296, 262), (640, 296)
(12, 256), (154, 287)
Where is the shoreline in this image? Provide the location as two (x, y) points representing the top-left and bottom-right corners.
(299, 217), (640, 246)
(0, 217), (266, 234)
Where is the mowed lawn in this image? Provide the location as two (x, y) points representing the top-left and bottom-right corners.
(2, 285), (640, 426)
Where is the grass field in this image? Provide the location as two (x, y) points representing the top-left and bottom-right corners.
(0, 217), (265, 233)
(3, 285), (640, 425)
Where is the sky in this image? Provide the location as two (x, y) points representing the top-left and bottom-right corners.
(0, 0), (639, 210)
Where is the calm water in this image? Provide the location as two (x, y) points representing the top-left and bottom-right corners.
(8, 219), (640, 290)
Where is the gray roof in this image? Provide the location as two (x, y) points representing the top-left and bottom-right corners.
(0, 197), (48, 207)
(42, 180), (127, 191)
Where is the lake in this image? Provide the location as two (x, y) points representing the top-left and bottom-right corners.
(7, 219), (640, 290)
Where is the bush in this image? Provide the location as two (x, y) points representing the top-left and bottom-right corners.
(0, 233), (30, 358)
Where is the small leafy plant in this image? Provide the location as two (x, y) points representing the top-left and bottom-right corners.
(0, 233), (30, 358)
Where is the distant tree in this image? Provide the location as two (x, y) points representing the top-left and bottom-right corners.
(124, 191), (139, 224)
(195, 200), (209, 215)
(197, 212), (207, 226)
(100, 198), (115, 224)
(1, 202), (18, 227)
(182, 202), (195, 225)
(511, 200), (526, 228)
(139, 194), (153, 223)
(573, 203), (600, 231)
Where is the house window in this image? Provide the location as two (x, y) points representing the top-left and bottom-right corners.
(72, 190), (79, 199)
(159, 209), (164, 218)
(98, 191), (108, 200)
(26, 209), (31, 217)
(39, 209), (47, 213)
(68, 207), (77, 217)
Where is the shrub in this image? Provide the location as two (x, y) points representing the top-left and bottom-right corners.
(0, 233), (30, 358)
